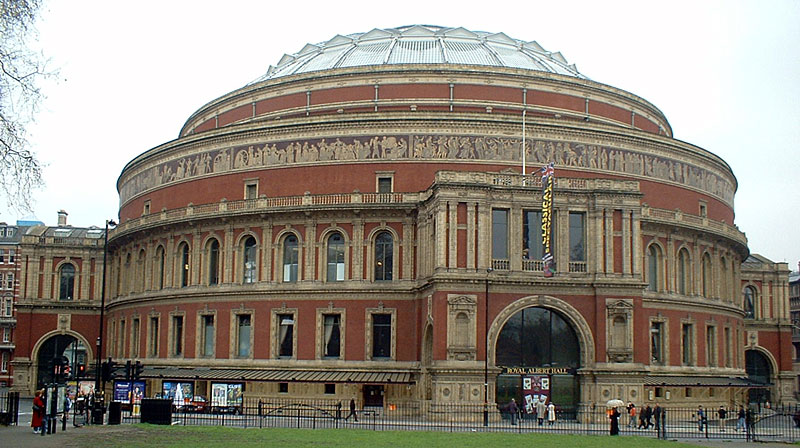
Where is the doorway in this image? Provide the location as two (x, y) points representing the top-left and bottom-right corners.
(363, 384), (384, 407)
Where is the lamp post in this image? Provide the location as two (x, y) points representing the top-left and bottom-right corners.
(95, 220), (116, 397)
(484, 267), (493, 427)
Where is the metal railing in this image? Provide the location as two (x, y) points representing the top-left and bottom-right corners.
(109, 398), (800, 442)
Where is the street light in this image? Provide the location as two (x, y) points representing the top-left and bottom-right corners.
(484, 267), (493, 427)
(95, 220), (116, 398)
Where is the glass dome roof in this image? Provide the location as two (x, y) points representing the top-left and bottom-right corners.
(250, 25), (586, 83)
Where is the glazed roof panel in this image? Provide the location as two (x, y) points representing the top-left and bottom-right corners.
(250, 25), (586, 84)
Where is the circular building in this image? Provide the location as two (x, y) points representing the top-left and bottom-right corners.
(106, 25), (771, 414)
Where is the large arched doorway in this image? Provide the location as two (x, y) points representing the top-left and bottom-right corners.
(494, 306), (581, 415)
(745, 349), (772, 405)
(35, 335), (88, 389)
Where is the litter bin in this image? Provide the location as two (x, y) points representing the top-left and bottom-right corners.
(91, 406), (105, 425)
(140, 399), (172, 425)
(108, 401), (122, 425)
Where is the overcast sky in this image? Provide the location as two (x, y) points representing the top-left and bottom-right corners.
(3, 0), (798, 268)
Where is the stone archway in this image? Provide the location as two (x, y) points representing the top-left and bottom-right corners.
(746, 348), (775, 405)
(31, 331), (93, 391)
(487, 295), (595, 369)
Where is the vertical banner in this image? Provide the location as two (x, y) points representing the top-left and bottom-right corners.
(522, 375), (551, 414)
(541, 162), (555, 277)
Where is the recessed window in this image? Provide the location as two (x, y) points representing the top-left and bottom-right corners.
(149, 316), (160, 357)
(237, 314), (252, 358)
(699, 201), (708, 217)
(278, 314), (294, 357)
(208, 239), (220, 285)
(372, 314), (392, 359)
(59, 264), (76, 300)
(377, 177), (392, 193)
(172, 315), (184, 357)
(179, 242), (190, 287)
(323, 314), (341, 358)
(279, 382), (288, 393)
(569, 212), (585, 262)
(682, 323), (694, 366)
(245, 181), (258, 200)
(326, 233), (345, 282)
(131, 318), (140, 358)
(651, 321), (664, 365)
(324, 383), (336, 395)
(491, 209), (509, 262)
(283, 235), (299, 282)
(143, 200), (151, 215)
(374, 232), (393, 281)
(202, 315), (215, 357)
(242, 237), (257, 284)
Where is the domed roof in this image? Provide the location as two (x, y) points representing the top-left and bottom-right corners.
(250, 25), (586, 83)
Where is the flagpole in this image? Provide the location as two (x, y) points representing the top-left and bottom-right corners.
(522, 109), (527, 177)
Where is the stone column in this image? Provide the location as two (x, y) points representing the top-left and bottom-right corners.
(622, 210), (631, 275)
(604, 209), (614, 274)
(403, 216), (414, 279)
(352, 219), (364, 280)
(631, 209), (642, 277)
(466, 202), (476, 270)
(448, 201), (457, 269)
(261, 222), (273, 282)
(304, 219), (316, 281)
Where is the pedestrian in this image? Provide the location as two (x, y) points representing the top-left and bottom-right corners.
(697, 405), (706, 431)
(609, 406), (620, 435)
(736, 405), (746, 431)
(644, 404), (653, 428)
(507, 398), (519, 425)
(547, 400), (556, 425)
(637, 405), (646, 429)
(344, 398), (358, 422)
(627, 403), (636, 428)
(32, 389), (45, 434)
(718, 405), (727, 432)
(653, 402), (662, 431)
(536, 397), (546, 426)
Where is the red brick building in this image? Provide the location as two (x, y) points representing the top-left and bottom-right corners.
(9, 26), (793, 412)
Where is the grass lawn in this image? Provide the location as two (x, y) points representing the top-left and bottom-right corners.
(61, 425), (700, 448)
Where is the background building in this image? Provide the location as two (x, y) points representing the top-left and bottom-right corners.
(8, 26), (795, 413)
(0, 223), (21, 386)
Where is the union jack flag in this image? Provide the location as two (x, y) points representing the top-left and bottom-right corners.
(540, 162), (554, 179)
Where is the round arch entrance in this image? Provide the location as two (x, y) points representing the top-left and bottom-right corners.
(745, 349), (773, 405)
(494, 306), (581, 415)
(35, 334), (89, 389)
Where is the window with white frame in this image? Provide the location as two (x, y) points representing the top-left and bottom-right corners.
(59, 264), (75, 300)
(2, 327), (10, 342)
(283, 234), (299, 282)
(326, 232), (345, 282)
(242, 237), (257, 284)
(374, 232), (393, 281)
(1, 352), (8, 372)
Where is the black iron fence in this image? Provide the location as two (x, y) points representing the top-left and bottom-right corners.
(0, 390), (20, 426)
(111, 398), (800, 443)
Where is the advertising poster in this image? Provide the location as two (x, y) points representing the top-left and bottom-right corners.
(162, 381), (194, 407)
(211, 383), (243, 408)
(522, 375), (550, 414)
(114, 381), (146, 404)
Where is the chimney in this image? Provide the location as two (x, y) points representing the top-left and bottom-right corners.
(57, 210), (68, 227)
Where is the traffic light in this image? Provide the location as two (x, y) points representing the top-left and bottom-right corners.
(102, 357), (119, 382)
(77, 363), (86, 379)
(133, 361), (144, 381)
(125, 360), (132, 381)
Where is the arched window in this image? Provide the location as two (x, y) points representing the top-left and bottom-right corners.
(242, 236), (257, 284)
(138, 249), (147, 292)
(178, 242), (190, 287)
(647, 245), (661, 292)
(701, 252), (712, 297)
(59, 263), (76, 300)
(744, 286), (757, 319)
(677, 248), (690, 295)
(374, 231), (393, 281)
(283, 234), (299, 282)
(155, 246), (166, 289)
(326, 232), (345, 282)
(207, 239), (220, 285)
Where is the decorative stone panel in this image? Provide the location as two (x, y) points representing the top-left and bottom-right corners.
(605, 299), (633, 363)
(446, 294), (477, 361)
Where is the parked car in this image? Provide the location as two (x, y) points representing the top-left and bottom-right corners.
(185, 396), (208, 413)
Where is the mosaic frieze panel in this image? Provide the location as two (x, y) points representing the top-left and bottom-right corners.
(120, 134), (734, 205)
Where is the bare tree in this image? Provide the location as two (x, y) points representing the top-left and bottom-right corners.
(1, 0), (49, 213)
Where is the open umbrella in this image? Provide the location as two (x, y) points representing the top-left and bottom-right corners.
(606, 399), (625, 408)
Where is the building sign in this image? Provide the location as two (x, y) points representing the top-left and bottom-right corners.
(500, 366), (574, 375)
(540, 162), (555, 277)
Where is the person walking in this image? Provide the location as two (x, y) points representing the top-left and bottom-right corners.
(643, 404), (653, 428)
(547, 401), (556, 425)
(697, 405), (706, 431)
(507, 398), (519, 425)
(32, 389), (45, 434)
(718, 405), (727, 432)
(736, 405), (746, 431)
(609, 406), (620, 435)
(536, 397), (546, 426)
(344, 398), (358, 422)
(653, 402), (662, 431)
(627, 403), (636, 428)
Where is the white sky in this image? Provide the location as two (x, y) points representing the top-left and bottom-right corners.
(3, 0), (798, 268)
